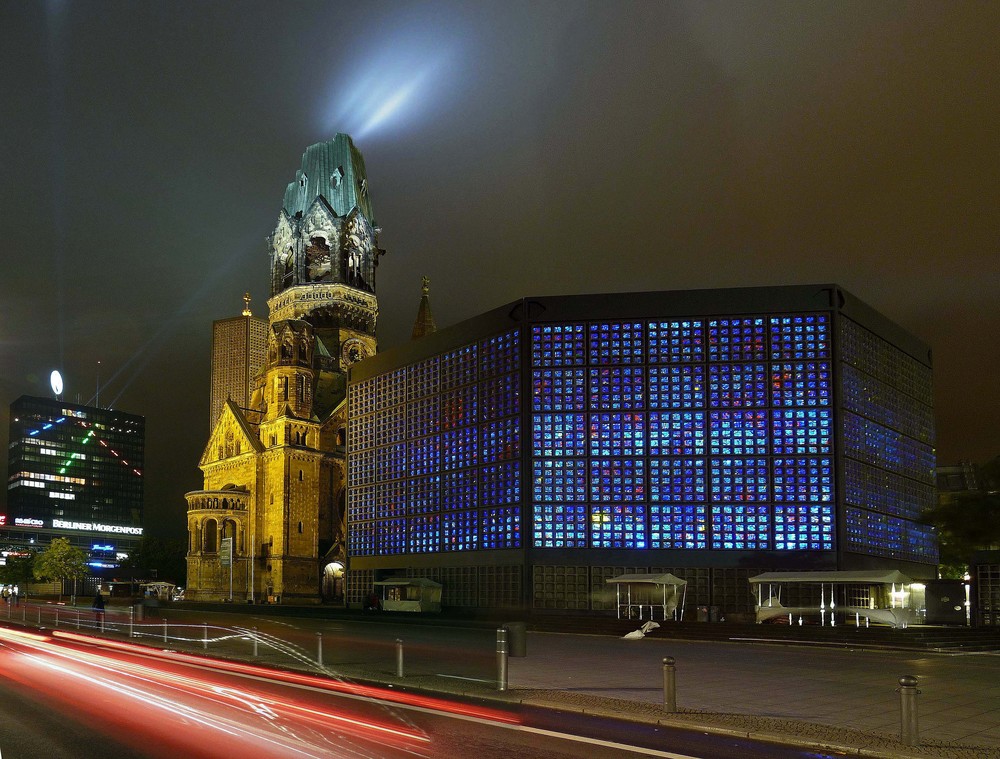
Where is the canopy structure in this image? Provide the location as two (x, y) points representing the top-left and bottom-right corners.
(373, 577), (442, 613)
(605, 573), (688, 621)
(749, 571), (917, 628)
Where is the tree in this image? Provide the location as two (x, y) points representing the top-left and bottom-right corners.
(0, 551), (34, 587)
(118, 536), (187, 586)
(924, 456), (1000, 578)
(33, 538), (89, 602)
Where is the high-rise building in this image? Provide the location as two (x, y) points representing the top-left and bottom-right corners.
(4, 395), (144, 567)
(346, 285), (938, 615)
(186, 134), (384, 603)
(209, 293), (267, 429)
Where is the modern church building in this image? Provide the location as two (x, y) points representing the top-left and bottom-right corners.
(346, 286), (937, 614)
(4, 395), (145, 569)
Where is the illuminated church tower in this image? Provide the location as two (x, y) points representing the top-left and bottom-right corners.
(186, 134), (383, 603)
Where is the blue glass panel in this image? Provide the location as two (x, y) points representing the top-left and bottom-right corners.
(532, 503), (588, 548)
(769, 314), (830, 360)
(708, 318), (768, 362)
(651, 503), (706, 549)
(649, 458), (706, 502)
(480, 329), (520, 377)
(590, 458), (646, 502)
(406, 395), (439, 438)
(533, 458), (587, 502)
(710, 457), (769, 502)
(441, 344), (478, 391)
(648, 320), (704, 363)
(771, 361), (831, 407)
(441, 384), (478, 430)
(708, 363), (767, 408)
(589, 366), (645, 409)
(376, 481), (406, 519)
(481, 461), (520, 507)
(406, 355), (439, 402)
(773, 457), (833, 503)
(772, 409), (832, 455)
(348, 484), (376, 522)
(481, 372), (520, 420)
(532, 368), (586, 412)
(408, 435), (440, 477)
(774, 504), (833, 550)
(443, 510), (479, 551)
(482, 417), (519, 463)
(649, 365), (705, 409)
(482, 506), (520, 549)
(441, 426), (478, 470)
(588, 322), (644, 365)
(589, 413), (646, 457)
(590, 504), (647, 548)
(442, 469), (477, 511)
(378, 519), (407, 555)
(406, 475), (440, 515)
(649, 411), (705, 456)
(532, 414), (587, 457)
(531, 324), (586, 367)
(408, 514), (440, 553)
(710, 504), (770, 549)
(375, 442), (407, 482)
(710, 410), (769, 456)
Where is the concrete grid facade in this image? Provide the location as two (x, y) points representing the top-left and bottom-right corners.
(346, 285), (937, 615)
(210, 309), (267, 430)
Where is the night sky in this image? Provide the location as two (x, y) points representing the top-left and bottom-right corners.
(1, 2), (997, 538)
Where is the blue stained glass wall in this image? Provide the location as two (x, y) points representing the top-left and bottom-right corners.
(529, 314), (836, 552)
(348, 330), (521, 556)
(348, 305), (933, 565)
(840, 318), (937, 562)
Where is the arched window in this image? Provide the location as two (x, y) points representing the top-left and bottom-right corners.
(204, 520), (218, 553)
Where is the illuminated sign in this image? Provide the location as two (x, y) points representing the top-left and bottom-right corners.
(0, 515), (5, 526)
(14, 518), (44, 528)
(52, 519), (143, 536)
(92, 544), (115, 552)
(50, 370), (64, 396)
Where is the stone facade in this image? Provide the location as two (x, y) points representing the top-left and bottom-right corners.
(186, 134), (381, 603)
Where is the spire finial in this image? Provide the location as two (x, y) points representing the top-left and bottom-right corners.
(421, 276), (430, 296)
(242, 292), (252, 317)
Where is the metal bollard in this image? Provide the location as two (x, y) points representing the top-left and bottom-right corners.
(203, 622), (208, 649)
(396, 639), (404, 678)
(496, 627), (509, 692)
(76, 611), (81, 629)
(897, 675), (920, 746)
(163, 619), (168, 643)
(253, 626), (259, 657)
(130, 607), (135, 638)
(662, 657), (677, 712)
(317, 632), (323, 667)
(55, 609), (59, 627)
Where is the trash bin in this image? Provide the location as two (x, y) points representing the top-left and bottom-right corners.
(504, 622), (527, 657)
(709, 606), (720, 623)
(696, 605), (709, 622)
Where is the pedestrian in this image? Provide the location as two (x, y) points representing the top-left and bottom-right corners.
(92, 591), (105, 627)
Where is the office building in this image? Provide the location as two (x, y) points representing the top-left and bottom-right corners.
(209, 293), (267, 430)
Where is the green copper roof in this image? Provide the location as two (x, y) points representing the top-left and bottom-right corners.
(282, 133), (376, 225)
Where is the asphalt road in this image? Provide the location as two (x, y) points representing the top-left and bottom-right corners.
(0, 623), (839, 759)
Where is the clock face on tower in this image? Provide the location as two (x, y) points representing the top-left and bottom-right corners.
(341, 338), (370, 367)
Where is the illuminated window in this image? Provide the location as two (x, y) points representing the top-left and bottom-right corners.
(443, 510), (479, 551)
(482, 507), (520, 549)
(709, 363), (767, 408)
(532, 368), (586, 411)
(442, 469), (477, 511)
(772, 409), (832, 455)
(773, 457), (833, 503)
(775, 504), (833, 550)
(710, 410), (769, 456)
(769, 314), (830, 360)
(482, 417), (519, 463)
(771, 361), (831, 407)
(708, 318), (768, 362)
(481, 461), (520, 507)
